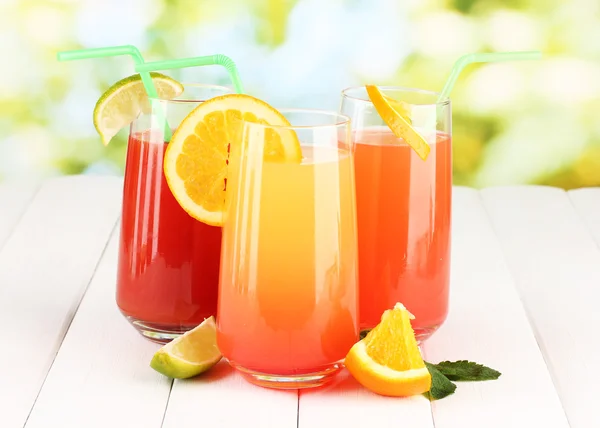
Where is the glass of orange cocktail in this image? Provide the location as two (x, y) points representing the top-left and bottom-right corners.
(341, 87), (452, 342)
(217, 109), (359, 389)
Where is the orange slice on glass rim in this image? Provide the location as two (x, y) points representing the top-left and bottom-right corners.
(163, 94), (302, 226)
(345, 303), (431, 397)
(366, 85), (431, 161)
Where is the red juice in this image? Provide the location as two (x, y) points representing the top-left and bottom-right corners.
(116, 132), (221, 336)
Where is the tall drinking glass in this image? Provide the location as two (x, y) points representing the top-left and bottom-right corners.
(217, 110), (359, 389)
(116, 84), (232, 343)
(340, 86), (452, 342)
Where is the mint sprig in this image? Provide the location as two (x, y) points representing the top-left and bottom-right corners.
(433, 360), (501, 382)
(425, 362), (457, 400)
(425, 360), (502, 401)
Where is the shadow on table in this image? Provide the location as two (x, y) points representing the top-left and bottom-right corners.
(301, 369), (364, 395)
(179, 360), (234, 384)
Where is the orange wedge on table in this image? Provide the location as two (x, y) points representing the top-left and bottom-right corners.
(366, 85), (431, 161)
(163, 94), (302, 226)
(345, 303), (431, 397)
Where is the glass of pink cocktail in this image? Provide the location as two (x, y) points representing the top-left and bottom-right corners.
(340, 87), (452, 342)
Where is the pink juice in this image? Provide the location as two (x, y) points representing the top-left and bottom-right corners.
(353, 128), (452, 340)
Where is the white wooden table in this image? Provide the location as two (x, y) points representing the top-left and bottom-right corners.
(1, 175), (599, 428)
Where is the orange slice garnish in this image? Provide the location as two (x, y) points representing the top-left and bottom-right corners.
(345, 303), (431, 397)
(163, 94), (302, 226)
(366, 85), (431, 160)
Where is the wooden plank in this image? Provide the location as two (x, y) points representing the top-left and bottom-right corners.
(423, 188), (569, 428)
(0, 176), (122, 428)
(568, 188), (600, 247)
(162, 365), (298, 428)
(0, 181), (39, 249)
(481, 186), (600, 428)
(25, 228), (172, 428)
(298, 370), (433, 428)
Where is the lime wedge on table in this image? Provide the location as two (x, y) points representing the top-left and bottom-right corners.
(93, 72), (184, 146)
(150, 316), (222, 379)
(365, 85), (431, 161)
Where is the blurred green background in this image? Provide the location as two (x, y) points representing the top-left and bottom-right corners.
(1, 0), (599, 188)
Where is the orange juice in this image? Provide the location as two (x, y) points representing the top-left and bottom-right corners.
(354, 128), (452, 340)
(217, 146), (359, 378)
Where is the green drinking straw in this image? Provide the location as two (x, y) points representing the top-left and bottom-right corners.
(135, 54), (244, 142)
(57, 44), (173, 140)
(135, 54), (245, 94)
(57, 47), (246, 142)
(57, 45), (159, 98)
(438, 50), (543, 102)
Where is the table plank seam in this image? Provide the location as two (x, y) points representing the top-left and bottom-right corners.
(475, 190), (548, 351)
(476, 189), (573, 428)
(22, 218), (120, 428)
(296, 390), (300, 428)
(428, 398), (435, 428)
(0, 183), (41, 254)
(160, 378), (176, 428)
(566, 191), (600, 252)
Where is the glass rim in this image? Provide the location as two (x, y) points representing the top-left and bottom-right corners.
(242, 108), (351, 130)
(341, 85), (451, 106)
(148, 83), (233, 104)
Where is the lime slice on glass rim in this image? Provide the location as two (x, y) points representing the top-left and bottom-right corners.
(365, 85), (431, 161)
(93, 72), (184, 145)
(150, 316), (222, 379)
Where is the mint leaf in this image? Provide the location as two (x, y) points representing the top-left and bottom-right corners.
(425, 362), (456, 400)
(431, 360), (501, 381)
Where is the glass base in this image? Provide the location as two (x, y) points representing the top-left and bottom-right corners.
(414, 324), (442, 343)
(230, 361), (344, 390)
(123, 315), (199, 344)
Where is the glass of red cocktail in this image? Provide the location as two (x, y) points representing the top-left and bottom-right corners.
(116, 84), (232, 343)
